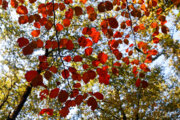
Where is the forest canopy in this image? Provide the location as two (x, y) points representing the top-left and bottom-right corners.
(0, 0), (179, 119)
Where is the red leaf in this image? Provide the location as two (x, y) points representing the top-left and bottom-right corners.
(31, 30), (40, 37)
(45, 20), (53, 30)
(108, 17), (118, 28)
(87, 70), (96, 79)
(22, 45), (34, 55)
(39, 62), (49, 70)
(25, 70), (38, 82)
(68, 67), (77, 73)
(63, 56), (71, 62)
(18, 15), (28, 24)
(37, 39), (43, 48)
(105, 1), (113, 11)
(56, 23), (64, 31)
(87, 97), (97, 111)
(45, 40), (52, 49)
(83, 72), (90, 84)
(63, 18), (71, 27)
(141, 80), (148, 88)
(126, 20), (132, 26)
(74, 6), (83, 16)
(39, 55), (47, 62)
(73, 83), (81, 88)
(16, 5), (28, 14)
(93, 92), (104, 100)
(78, 36), (87, 47)
(85, 47), (93, 56)
(29, 0), (37, 3)
(80, 0), (87, 4)
(72, 73), (81, 81)
(83, 64), (89, 69)
(31, 74), (43, 87)
(66, 40), (74, 50)
(64, 0), (72, 4)
(98, 2), (105, 12)
(40, 89), (49, 100)
(65, 8), (73, 19)
(44, 71), (52, 80)
(73, 55), (82, 62)
(49, 88), (59, 98)
(75, 95), (83, 105)
(153, 37), (159, 44)
(58, 90), (69, 103)
(39, 108), (53, 116)
(92, 60), (100, 67)
(70, 89), (79, 98)
(59, 3), (66, 11)
(59, 107), (69, 117)
(62, 69), (70, 79)
(49, 66), (58, 73)
(135, 79), (141, 87)
(11, 0), (18, 8)
(98, 74), (110, 85)
(65, 100), (76, 107)
(98, 52), (108, 64)
(34, 22), (41, 29)
(86, 6), (94, 14)
(17, 37), (29, 48)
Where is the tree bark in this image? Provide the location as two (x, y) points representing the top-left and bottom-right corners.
(7, 85), (32, 120)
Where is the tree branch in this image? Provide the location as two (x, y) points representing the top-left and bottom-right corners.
(7, 84), (32, 120)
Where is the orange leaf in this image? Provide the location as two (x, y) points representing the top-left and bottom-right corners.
(80, 0), (87, 4)
(85, 47), (93, 56)
(59, 3), (66, 11)
(56, 23), (63, 31)
(45, 20), (53, 30)
(63, 56), (71, 62)
(37, 39), (43, 48)
(98, 52), (108, 64)
(139, 24), (145, 30)
(31, 30), (40, 37)
(39, 108), (53, 116)
(16, 5), (28, 14)
(11, 0), (18, 8)
(63, 19), (71, 27)
(18, 15), (28, 24)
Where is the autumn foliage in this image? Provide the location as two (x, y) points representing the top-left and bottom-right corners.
(0, 0), (179, 119)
